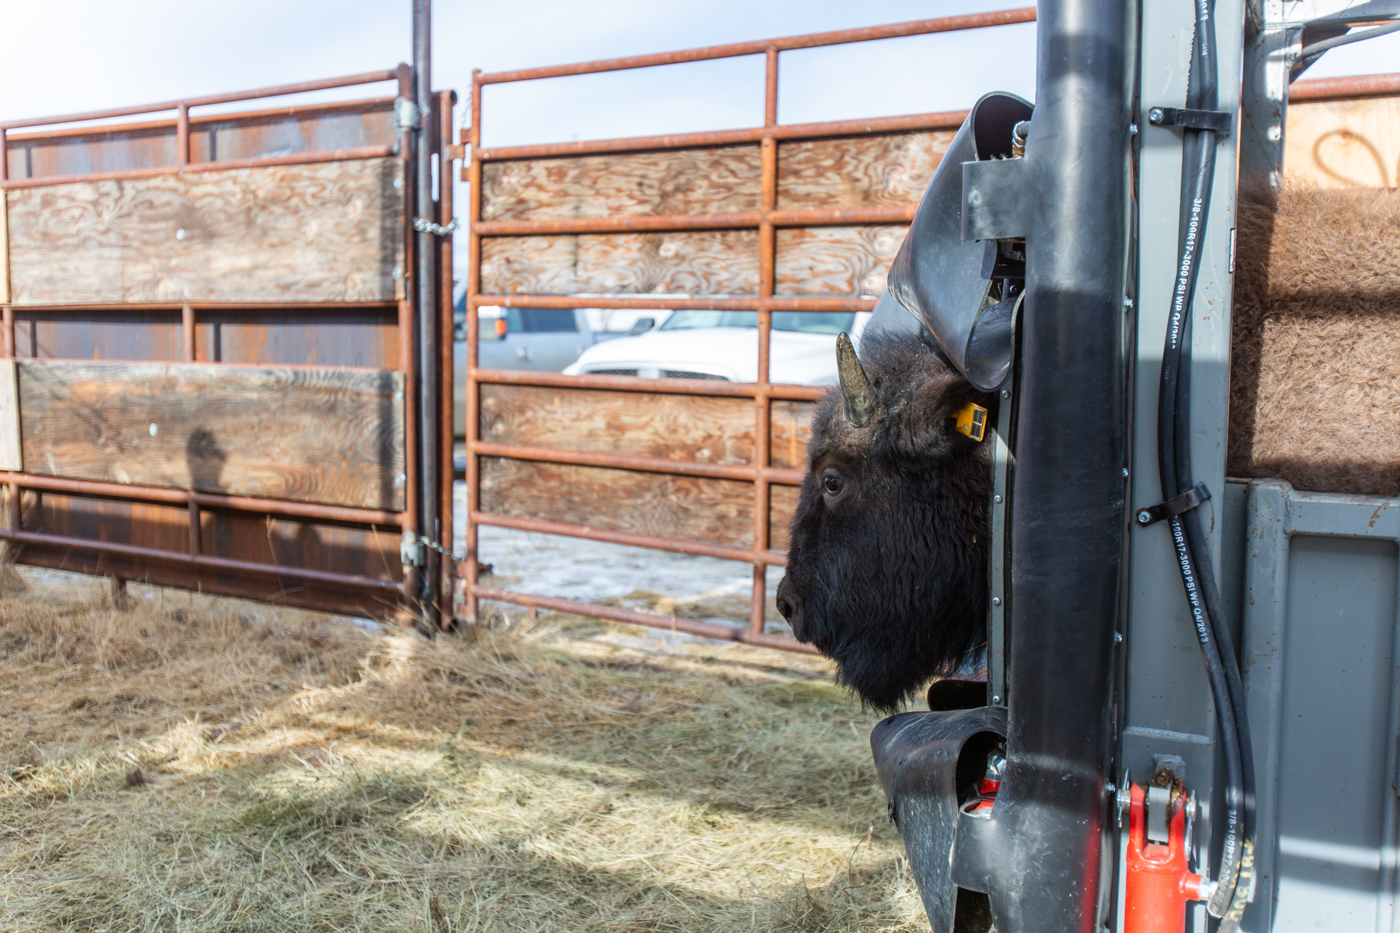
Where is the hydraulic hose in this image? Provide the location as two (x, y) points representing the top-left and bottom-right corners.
(1153, 0), (1256, 925)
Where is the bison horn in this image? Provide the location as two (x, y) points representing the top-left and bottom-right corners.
(836, 333), (876, 428)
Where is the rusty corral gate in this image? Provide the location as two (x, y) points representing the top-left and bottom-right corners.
(0, 68), (455, 623)
(456, 9), (1038, 650)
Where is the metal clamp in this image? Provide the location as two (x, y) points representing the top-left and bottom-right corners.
(1148, 106), (1233, 136)
(394, 97), (421, 131)
(1135, 482), (1211, 527)
(413, 217), (460, 237)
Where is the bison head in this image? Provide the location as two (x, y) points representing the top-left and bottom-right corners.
(775, 332), (992, 711)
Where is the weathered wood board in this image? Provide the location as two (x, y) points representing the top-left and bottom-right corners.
(770, 399), (816, 470)
(482, 457), (756, 548)
(19, 361), (405, 509)
(0, 191), (9, 303)
(482, 384), (755, 463)
(776, 131), (954, 209)
(480, 230), (760, 295)
(0, 360), (20, 471)
(775, 225), (907, 296)
(1285, 96), (1400, 189)
(482, 146), (762, 221)
(5, 157), (405, 305)
(769, 483), (799, 551)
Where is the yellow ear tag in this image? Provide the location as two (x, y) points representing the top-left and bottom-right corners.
(955, 402), (989, 442)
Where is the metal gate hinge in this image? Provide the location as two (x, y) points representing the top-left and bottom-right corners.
(394, 97), (422, 130)
(1135, 482), (1211, 527)
(1147, 106), (1233, 136)
(413, 217), (460, 237)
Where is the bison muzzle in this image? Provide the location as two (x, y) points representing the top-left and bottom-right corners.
(775, 331), (992, 711)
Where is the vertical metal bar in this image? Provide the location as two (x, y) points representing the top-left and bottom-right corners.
(397, 61), (420, 607)
(2, 307), (13, 359)
(0, 128), (7, 181)
(751, 48), (779, 636)
(439, 88), (457, 628)
(176, 103), (189, 166)
(186, 491), (202, 555)
(181, 303), (195, 361)
(462, 70), (483, 625)
(414, 0), (440, 628)
(8, 481), (19, 532)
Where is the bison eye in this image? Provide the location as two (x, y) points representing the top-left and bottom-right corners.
(821, 471), (843, 496)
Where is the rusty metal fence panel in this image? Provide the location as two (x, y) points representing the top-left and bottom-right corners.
(0, 68), (455, 622)
(455, 8), (1038, 651)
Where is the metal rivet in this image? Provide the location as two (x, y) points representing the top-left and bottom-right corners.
(1129, 123), (1139, 136)
(395, 391), (404, 401)
(992, 695), (1002, 704)
(1116, 632), (1124, 643)
(175, 228), (186, 240)
(1122, 467), (1129, 478)
(1123, 296), (1134, 309)
(392, 265), (403, 280)
(994, 494), (1003, 504)
(393, 176), (404, 189)
(1001, 389), (1010, 399)
(148, 423), (158, 437)
(1136, 509), (1152, 524)
(394, 473), (407, 487)
(992, 596), (1002, 607)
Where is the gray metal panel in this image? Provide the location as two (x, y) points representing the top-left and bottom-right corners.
(1242, 481), (1400, 932)
(1125, 0), (1245, 908)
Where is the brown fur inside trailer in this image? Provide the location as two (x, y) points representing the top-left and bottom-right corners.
(1229, 182), (1400, 497)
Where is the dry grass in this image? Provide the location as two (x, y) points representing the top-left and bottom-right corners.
(0, 568), (927, 933)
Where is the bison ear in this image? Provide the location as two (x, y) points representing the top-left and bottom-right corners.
(898, 372), (990, 456)
(837, 333), (877, 428)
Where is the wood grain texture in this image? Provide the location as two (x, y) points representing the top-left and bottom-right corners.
(5, 157), (405, 305)
(776, 132), (954, 210)
(481, 457), (755, 548)
(769, 400), (816, 470)
(19, 361), (405, 509)
(769, 483), (798, 552)
(1, 191), (9, 303)
(1285, 97), (1400, 189)
(0, 360), (19, 471)
(775, 225), (907, 297)
(482, 146), (761, 222)
(481, 230), (759, 295)
(482, 384), (756, 463)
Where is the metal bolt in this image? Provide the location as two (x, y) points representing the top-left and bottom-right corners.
(175, 228), (186, 240)
(1128, 123), (1139, 136)
(395, 390), (404, 401)
(148, 423), (158, 437)
(1122, 467), (1129, 478)
(1123, 295), (1134, 309)
(394, 473), (407, 487)
(994, 494), (1003, 504)
(992, 596), (1002, 607)
(1116, 632), (1123, 643)
(992, 695), (1001, 704)
(1136, 509), (1153, 524)
(1148, 107), (1166, 125)
(1001, 389), (1010, 399)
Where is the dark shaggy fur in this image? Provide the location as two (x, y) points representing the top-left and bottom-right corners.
(1229, 182), (1400, 496)
(775, 333), (992, 711)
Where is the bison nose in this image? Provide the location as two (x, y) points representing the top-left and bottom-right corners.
(775, 575), (798, 623)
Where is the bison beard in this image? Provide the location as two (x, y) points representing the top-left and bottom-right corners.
(776, 333), (993, 712)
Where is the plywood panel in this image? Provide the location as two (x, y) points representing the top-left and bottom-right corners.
(769, 483), (799, 552)
(769, 399), (816, 470)
(774, 225), (907, 297)
(1284, 97), (1400, 189)
(5, 157), (405, 305)
(19, 361), (405, 509)
(482, 146), (762, 222)
(777, 131), (954, 210)
(481, 230), (759, 295)
(481, 457), (754, 548)
(481, 384), (755, 464)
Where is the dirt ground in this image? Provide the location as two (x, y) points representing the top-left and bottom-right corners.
(0, 565), (929, 933)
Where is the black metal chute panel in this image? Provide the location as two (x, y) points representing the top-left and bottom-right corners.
(886, 92), (1032, 391)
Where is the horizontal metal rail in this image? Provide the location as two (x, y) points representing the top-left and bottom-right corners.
(0, 143), (397, 190)
(475, 110), (970, 161)
(471, 584), (812, 652)
(472, 205), (915, 237)
(4, 96), (396, 144)
(476, 8), (1036, 84)
(472, 440), (805, 485)
(0, 472), (405, 526)
(0, 528), (402, 592)
(470, 294), (880, 312)
(0, 67), (404, 130)
(472, 368), (826, 401)
(1289, 71), (1400, 102)
(7, 300), (398, 312)
(469, 511), (788, 565)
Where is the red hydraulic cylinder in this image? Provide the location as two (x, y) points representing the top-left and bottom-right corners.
(1124, 783), (1206, 933)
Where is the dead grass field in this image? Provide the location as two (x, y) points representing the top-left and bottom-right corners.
(0, 565), (928, 933)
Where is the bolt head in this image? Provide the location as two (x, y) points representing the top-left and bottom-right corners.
(1136, 510), (1152, 524)
(994, 494), (1003, 504)
(991, 596), (1002, 607)
(1001, 389), (1010, 399)
(1149, 107), (1165, 124)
